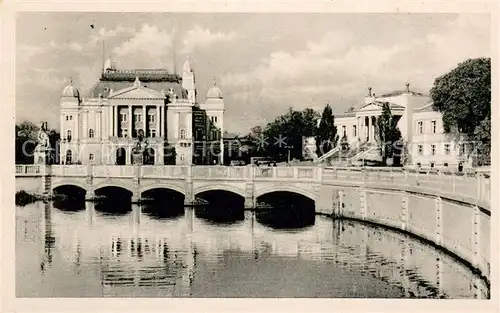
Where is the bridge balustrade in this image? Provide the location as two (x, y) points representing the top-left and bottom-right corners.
(92, 165), (136, 178)
(51, 165), (87, 177)
(140, 165), (187, 178)
(14, 164), (491, 205)
(16, 165), (41, 175)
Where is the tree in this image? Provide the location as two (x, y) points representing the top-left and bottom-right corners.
(250, 108), (320, 161)
(16, 121), (61, 164)
(473, 117), (491, 166)
(340, 134), (350, 152)
(430, 58), (490, 135)
(315, 104), (338, 156)
(430, 58), (491, 163)
(375, 102), (402, 164)
(16, 121), (40, 164)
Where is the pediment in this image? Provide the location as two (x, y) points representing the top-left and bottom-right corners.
(109, 86), (166, 99)
(358, 103), (383, 111)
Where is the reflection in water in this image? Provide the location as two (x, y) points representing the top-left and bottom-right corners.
(53, 199), (86, 212)
(16, 202), (489, 298)
(256, 206), (315, 229)
(94, 200), (132, 215)
(194, 206), (245, 225)
(141, 203), (184, 220)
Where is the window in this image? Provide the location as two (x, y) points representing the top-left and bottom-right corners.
(134, 113), (142, 122)
(342, 126), (346, 137)
(444, 163), (448, 167)
(416, 162), (421, 168)
(431, 120), (437, 134)
(65, 150), (72, 164)
(431, 144), (436, 156)
(149, 129), (156, 138)
(89, 154), (94, 161)
(66, 115), (69, 121)
(459, 143), (465, 156)
(180, 154), (185, 164)
(353, 125), (357, 137)
(210, 116), (215, 123)
(120, 113), (127, 122)
(430, 162), (435, 168)
(417, 121), (423, 134)
(417, 145), (423, 155)
(180, 129), (186, 139)
(89, 128), (94, 138)
(149, 114), (155, 123)
(69, 115), (73, 120)
(66, 130), (72, 141)
(214, 116), (218, 123)
(122, 129), (128, 138)
(444, 144), (450, 155)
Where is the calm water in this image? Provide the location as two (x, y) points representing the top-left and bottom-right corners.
(16, 201), (489, 298)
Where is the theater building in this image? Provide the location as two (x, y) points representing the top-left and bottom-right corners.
(59, 57), (225, 165)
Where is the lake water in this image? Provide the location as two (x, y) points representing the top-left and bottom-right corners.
(16, 201), (489, 298)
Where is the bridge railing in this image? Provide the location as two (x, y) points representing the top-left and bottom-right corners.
(15, 164), (43, 176)
(14, 164), (490, 205)
(140, 165), (188, 179)
(253, 166), (318, 181)
(322, 166), (490, 205)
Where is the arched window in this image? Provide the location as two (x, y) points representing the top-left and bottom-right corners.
(89, 128), (94, 138)
(67, 130), (72, 142)
(65, 150), (72, 164)
(180, 129), (186, 139)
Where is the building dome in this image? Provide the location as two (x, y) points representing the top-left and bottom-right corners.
(206, 79), (223, 99)
(62, 79), (80, 98)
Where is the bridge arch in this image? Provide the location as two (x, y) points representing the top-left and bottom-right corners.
(52, 180), (87, 191)
(255, 186), (317, 202)
(140, 183), (186, 195)
(94, 182), (134, 193)
(194, 184), (247, 198)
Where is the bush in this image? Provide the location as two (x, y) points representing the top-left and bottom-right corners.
(15, 190), (40, 206)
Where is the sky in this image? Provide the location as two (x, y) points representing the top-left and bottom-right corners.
(16, 12), (490, 134)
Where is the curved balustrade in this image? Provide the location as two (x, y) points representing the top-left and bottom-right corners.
(14, 164), (491, 207)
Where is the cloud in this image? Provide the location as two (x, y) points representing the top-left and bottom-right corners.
(111, 24), (175, 67)
(182, 25), (237, 54)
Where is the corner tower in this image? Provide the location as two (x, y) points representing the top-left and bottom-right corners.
(182, 56), (196, 104)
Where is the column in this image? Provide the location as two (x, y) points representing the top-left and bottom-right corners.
(142, 105), (147, 135)
(356, 117), (360, 141)
(60, 113), (64, 139)
(114, 105), (118, 137)
(83, 112), (88, 139)
(108, 106), (113, 137)
(185, 112), (191, 139)
(96, 111), (101, 139)
(128, 106), (133, 137)
(156, 106), (160, 138)
(368, 116), (372, 142)
(176, 112), (180, 138)
(220, 114), (224, 164)
(160, 106), (164, 138)
(74, 112), (79, 141)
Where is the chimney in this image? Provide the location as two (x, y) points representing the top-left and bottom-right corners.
(406, 82), (410, 93)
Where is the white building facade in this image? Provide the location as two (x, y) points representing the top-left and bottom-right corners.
(334, 84), (471, 169)
(59, 57), (225, 166)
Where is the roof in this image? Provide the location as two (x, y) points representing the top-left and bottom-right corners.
(378, 90), (427, 97)
(86, 69), (185, 99)
(358, 101), (405, 111)
(413, 102), (437, 113)
(336, 112), (356, 118)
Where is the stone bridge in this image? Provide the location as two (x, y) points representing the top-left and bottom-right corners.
(15, 164), (491, 281)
